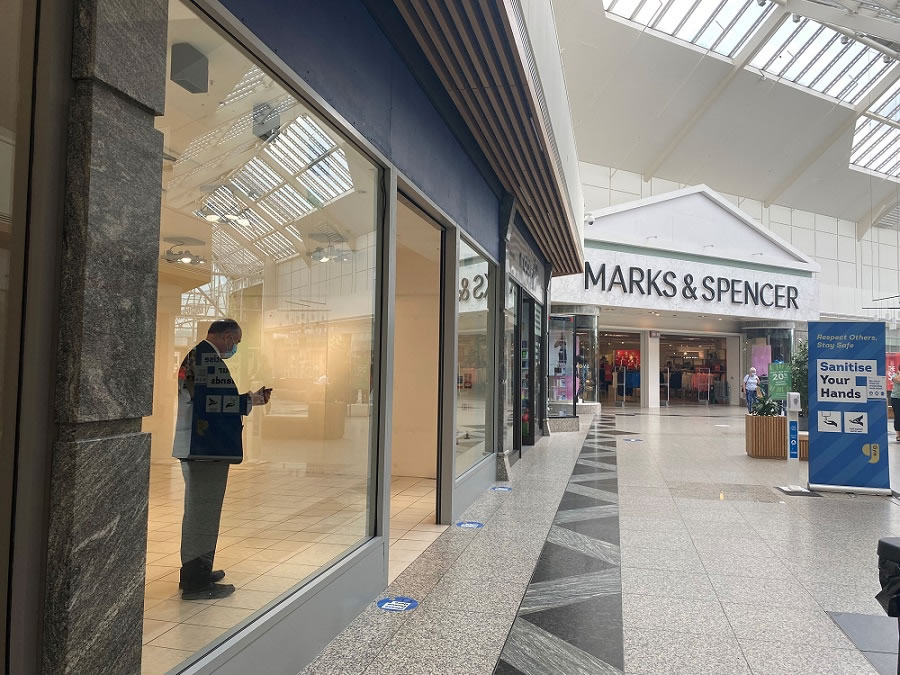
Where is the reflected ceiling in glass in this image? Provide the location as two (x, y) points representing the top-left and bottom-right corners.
(749, 17), (892, 103)
(603, 0), (774, 57)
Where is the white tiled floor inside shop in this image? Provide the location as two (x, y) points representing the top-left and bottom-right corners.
(141, 461), (442, 675)
(617, 406), (898, 674)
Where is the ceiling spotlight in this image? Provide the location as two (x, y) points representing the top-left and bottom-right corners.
(164, 244), (206, 265)
(792, 13), (801, 22)
(840, 35), (850, 45)
(884, 54), (893, 64)
(756, 0), (765, 5)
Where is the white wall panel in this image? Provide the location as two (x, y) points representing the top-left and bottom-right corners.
(839, 261), (857, 287)
(818, 259), (839, 285)
(815, 232), (837, 260)
(610, 169), (642, 194)
(792, 227), (816, 256)
(814, 214), (837, 234)
(792, 210), (815, 230)
(837, 236), (856, 263)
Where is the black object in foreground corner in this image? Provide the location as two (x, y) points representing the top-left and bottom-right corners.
(876, 537), (900, 674)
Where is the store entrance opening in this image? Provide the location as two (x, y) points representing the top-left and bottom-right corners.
(389, 199), (442, 582)
(597, 332), (641, 408)
(659, 334), (729, 406)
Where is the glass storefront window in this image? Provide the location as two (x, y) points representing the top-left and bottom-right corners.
(575, 315), (599, 404)
(503, 280), (517, 451)
(549, 315), (574, 416)
(456, 239), (493, 475)
(142, 1), (380, 668)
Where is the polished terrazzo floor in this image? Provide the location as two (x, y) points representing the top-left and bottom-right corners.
(299, 406), (900, 674)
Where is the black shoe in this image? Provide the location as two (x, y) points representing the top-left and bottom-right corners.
(181, 582), (235, 601)
(179, 570), (225, 589)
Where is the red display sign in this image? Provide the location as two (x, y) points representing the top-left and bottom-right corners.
(615, 349), (640, 369)
(888, 352), (900, 391)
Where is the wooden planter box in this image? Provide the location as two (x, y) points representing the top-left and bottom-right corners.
(745, 415), (808, 461)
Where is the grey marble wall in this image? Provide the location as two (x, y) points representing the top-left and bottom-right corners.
(42, 0), (167, 673)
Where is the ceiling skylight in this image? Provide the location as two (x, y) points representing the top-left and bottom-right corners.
(603, 0), (774, 57)
(750, 17), (893, 103)
(850, 78), (900, 178)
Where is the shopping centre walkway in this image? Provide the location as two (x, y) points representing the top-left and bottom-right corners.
(302, 409), (899, 674)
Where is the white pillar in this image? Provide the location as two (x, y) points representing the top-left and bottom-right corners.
(727, 335), (741, 406)
(641, 330), (660, 408)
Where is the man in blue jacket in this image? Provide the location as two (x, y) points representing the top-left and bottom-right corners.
(174, 319), (270, 600)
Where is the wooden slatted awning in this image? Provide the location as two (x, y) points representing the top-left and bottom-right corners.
(394, 0), (583, 276)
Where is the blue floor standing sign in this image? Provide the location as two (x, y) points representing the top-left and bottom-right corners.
(808, 321), (890, 494)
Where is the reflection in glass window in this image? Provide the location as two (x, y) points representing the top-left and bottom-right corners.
(456, 240), (494, 475)
(142, 1), (379, 669)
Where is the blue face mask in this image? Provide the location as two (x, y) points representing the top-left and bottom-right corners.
(222, 340), (238, 360)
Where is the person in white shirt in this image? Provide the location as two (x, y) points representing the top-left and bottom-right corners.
(742, 367), (761, 413)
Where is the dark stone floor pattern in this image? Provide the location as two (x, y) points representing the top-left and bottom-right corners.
(494, 415), (624, 675)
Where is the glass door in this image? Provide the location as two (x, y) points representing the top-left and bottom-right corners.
(504, 280), (518, 455)
(519, 296), (533, 446)
(533, 303), (544, 438)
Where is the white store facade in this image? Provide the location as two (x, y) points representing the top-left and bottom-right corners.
(550, 185), (821, 410)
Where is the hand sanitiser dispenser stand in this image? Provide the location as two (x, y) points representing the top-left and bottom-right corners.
(785, 392), (802, 490)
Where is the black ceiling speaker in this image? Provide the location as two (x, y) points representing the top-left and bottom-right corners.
(253, 103), (280, 141)
(171, 43), (208, 94)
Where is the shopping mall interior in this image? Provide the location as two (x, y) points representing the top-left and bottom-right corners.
(10, 0), (900, 673)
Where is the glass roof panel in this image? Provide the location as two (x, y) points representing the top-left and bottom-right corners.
(872, 78), (900, 120)
(751, 18), (892, 102)
(603, 0), (771, 57)
(850, 115), (900, 178)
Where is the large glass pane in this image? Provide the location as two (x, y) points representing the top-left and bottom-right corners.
(549, 315), (574, 416)
(575, 315), (599, 404)
(142, 0), (380, 667)
(503, 280), (517, 451)
(456, 239), (493, 475)
(0, 0), (28, 663)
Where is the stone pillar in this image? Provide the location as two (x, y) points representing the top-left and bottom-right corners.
(42, 1), (167, 673)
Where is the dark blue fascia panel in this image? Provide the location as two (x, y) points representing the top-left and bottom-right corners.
(219, 0), (502, 260)
(515, 213), (549, 265)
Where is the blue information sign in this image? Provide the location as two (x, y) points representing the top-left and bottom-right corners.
(789, 420), (798, 460)
(808, 321), (890, 492)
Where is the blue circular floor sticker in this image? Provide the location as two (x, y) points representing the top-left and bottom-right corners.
(491, 486), (512, 492)
(455, 520), (484, 529)
(377, 596), (419, 612)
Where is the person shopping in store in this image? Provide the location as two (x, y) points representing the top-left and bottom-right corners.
(891, 373), (900, 441)
(742, 367), (761, 413)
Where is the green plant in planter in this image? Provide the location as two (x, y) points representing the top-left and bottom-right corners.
(751, 391), (781, 416)
(790, 341), (809, 416)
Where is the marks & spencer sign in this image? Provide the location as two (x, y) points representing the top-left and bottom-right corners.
(551, 249), (818, 321)
(585, 262), (800, 310)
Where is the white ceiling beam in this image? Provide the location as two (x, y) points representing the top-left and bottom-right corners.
(762, 65), (900, 206)
(857, 188), (900, 238)
(783, 0), (900, 41)
(642, 9), (789, 179)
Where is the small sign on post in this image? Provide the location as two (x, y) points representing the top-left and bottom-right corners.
(769, 363), (792, 400)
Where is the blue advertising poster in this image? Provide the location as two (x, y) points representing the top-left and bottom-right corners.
(808, 322), (890, 493)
